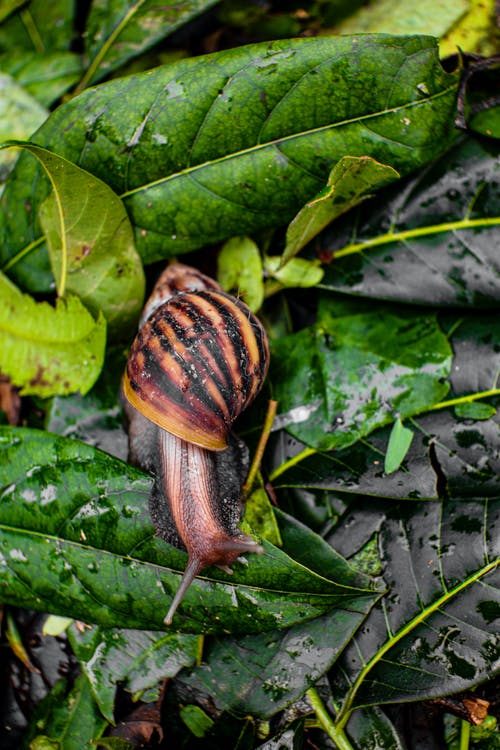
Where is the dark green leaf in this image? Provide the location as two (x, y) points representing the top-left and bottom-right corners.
(319, 136), (500, 308)
(454, 402), (496, 420)
(0, 427), (376, 634)
(178, 602), (379, 719)
(0, 35), (459, 289)
(179, 705), (214, 738)
(81, 0), (219, 88)
(330, 499), (500, 717)
(68, 625), (199, 722)
(0, 51), (83, 106)
(345, 705), (405, 750)
(24, 675), (108, 750)
(271, 299), (451, 451)
(0, 0), (75, 54)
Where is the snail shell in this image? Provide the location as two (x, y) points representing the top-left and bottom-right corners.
(122, 263), (269, 624)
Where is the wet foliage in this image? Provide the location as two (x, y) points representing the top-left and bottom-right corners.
(0, 1), (499, 749)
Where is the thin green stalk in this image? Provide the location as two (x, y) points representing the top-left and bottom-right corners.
(20, 8), (45, 53)
(459, 719), (471, 750)
(334, 217), (500, 260)
(307, 688), (355, 750)
(243, 399), (278, 498)
(73, 0), (147, 93)
(1, 236), (45, 272)
(427, 388), (500, 411)
(269, 446), (316, 481)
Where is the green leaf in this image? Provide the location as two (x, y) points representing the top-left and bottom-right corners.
(0, 51), (83, 107)
(384, 418), (414, 474)
(2, 141), (145, 338)
(80, 0), (220, 89)
(0, 0), (75, 54)
(24, 675), (108, 750)
(0, 73), (48, 180)
(217, 235), (264, 311)
(345, 705), (405, 750)
(178, 597), (380, 719)
(68, 625), (199, 722)
(264, 255), (324, 289)
(0, 35), (459, 288)
(0, 272), (106, 397)
(271, 299), (451, 451)
(0, 427), (376, 634)
(282, 155), (399, 264)
(330, 499), (500, 720)
(0, 0), (25, 24)
(180, 705), (215, 738)
(454, 402), (497, 420)
(336, 0), (468, 36)
(440, 0), (500, 58)
(319, 136), (500, 308)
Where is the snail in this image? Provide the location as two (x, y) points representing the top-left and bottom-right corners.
(121, 263), (270, 625)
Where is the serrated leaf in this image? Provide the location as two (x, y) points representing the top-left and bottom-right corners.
(0, 272), (106, 397)
(271, 299), (451, 452)
(330, 499), (500, 719)
(319, 136), (500, 308)
(1, 141), (145, 338)
(80, 0), (220, 88)
(0, 35), (459, 290)
(68, 625), (199, 722)
(0, 427), (376, 634)
(282, 155), (399, 264)
(384, 418), (414, 474)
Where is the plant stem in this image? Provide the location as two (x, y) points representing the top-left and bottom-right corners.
(334, 217), (500, 259)
(243, 399), (278, 497)
(428, 388), (500, 411)
(459, 719), (471, 750)
(307, 688), (355, 750)
(269, 446), (316, 481)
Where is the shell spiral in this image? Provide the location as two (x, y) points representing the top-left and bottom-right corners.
(122, 289), (270, 451)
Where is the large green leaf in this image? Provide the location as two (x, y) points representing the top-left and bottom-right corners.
(319, 136), (500, 307)
(0, 427), (376, 634)
(0, 272), (106, 397)
(271, 298), (451, 451)
(0, 35), (459, 290)
(329, 498), (500, 722)
(79, 0), (220, 89)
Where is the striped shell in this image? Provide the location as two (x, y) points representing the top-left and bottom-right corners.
(122, 289), (270, 451)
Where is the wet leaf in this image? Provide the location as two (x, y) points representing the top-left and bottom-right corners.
(2, 141), (145, 338)
(0, 272), (106, 397)
(68, 625), (199, 722)
(178, 602), (379, 718)
(330, 498), (500, 717)
(0, 427), (376, 635)
(0, 35), (459, 289)
(319, 136), (500, 308)
(271, 298), (451, 451)
(282, 155), (399, 264)
(24, 674), (108, 749)
(80, 0), (220, 88)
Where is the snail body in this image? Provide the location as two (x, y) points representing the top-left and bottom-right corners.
(122, 264), (269, 625)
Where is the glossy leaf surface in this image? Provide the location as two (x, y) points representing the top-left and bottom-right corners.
(271, 298), (451, 451)
(319, 136), (500, 308)
(0, 35), (459, 289)
(330, 498), (500, 717)
(0, 427), (376, 634)
(69, 625), (199, 722)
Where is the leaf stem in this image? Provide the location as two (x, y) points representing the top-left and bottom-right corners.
(307, 688), (355, 750)
(20, 8), (45, 53)
(333, 217), (500, 259)
(243, 399), (278, 497)
(269, 447), (316, 481)
(1, 236), (45, 272)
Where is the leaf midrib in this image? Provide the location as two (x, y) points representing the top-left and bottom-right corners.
(120, 85), (457, 199)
